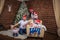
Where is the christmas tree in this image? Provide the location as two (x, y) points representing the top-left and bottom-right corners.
(14, 1), (29, 23)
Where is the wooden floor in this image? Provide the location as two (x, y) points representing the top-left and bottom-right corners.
(0, 32), (60, 40)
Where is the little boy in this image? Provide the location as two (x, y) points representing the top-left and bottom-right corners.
(11, 14), (29, 35)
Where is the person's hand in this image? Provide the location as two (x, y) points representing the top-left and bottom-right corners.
(10, 25), (14, 29)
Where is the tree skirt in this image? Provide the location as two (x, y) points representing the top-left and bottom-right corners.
(0, 30), (27, 39)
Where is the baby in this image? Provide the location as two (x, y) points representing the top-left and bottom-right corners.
(11, 26), (19, 37)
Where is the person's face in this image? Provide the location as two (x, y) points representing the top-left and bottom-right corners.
(29, 9), (34, 13)
(23, 17), (26, 20)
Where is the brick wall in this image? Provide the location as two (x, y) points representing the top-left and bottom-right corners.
(26, 0), (57, 34)
(0, 0), (20, 29)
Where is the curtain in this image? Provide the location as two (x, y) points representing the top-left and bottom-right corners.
(53, 0), (60, 36)
(0, 0), (5, 14)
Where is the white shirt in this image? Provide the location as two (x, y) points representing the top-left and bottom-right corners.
(33, 23), (41, 28)
(31, 14), (34, 19)
(30, 23), (47, 31)
(18, 20), (28, 29)
(12, 28), (19, 33)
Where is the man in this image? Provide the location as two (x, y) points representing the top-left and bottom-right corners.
(11, 14), (28, 35)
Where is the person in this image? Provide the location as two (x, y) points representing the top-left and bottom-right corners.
(29, 12), (47, 36)
(12, 27), (19, 37)
(11, 14), (29, 35)
(29, 8), (34, 19)
(33, 13), (47, 31)
(30, 19), (41, 35)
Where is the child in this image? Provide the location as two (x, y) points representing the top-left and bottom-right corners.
(34, 19), (41, 35)
(30, 19), (45, 35)
(11, 14), (29, 35)
(12, 27), (19, 37)
(34, 19), (47, 31)
(29, 8), (34, 19)
(29, 19), (41, 35)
